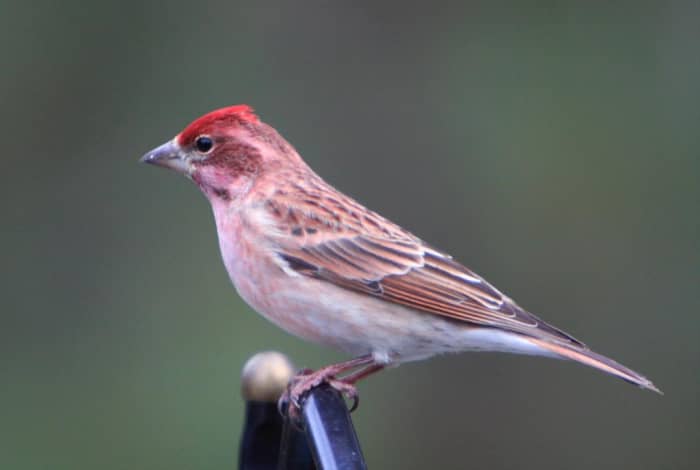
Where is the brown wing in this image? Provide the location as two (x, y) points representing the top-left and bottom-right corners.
(278, 234), (584, 347)
(263, 176), (585, 348)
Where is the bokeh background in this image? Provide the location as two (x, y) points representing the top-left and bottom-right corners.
(3, 1), (699, 469)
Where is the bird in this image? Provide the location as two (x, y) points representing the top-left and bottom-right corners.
(141, 105), (661, 412)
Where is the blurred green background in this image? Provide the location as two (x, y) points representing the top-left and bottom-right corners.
(2, 1), (699, 469)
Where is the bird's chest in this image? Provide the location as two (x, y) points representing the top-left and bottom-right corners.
(210, 205), (458, 360)
(211, 205), (371, 350)
(214, 208), (279, 310)
(212, 207), (322, 339)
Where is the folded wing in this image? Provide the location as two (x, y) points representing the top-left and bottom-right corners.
(277, 228), (585, 348)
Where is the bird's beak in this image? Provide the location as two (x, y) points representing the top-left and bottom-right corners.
(140, 139), (191, 175)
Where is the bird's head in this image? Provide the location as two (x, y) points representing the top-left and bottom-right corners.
(141, 105), (299, 202)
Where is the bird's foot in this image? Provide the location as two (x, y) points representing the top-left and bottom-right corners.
(277, 355), (382, 422)
(278, 368), (360, 422)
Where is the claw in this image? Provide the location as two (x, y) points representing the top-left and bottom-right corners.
(278, 391), (304, 427)
(277, 390), (290, 417)
(275, 355), (380, 420)
(348, 393), (359, 413)
(325, 377), (359, 412)
(277, 383), (303, 424)
(278, 372), (361, 421)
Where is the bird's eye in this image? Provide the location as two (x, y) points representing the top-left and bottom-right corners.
(195, 136), (213, 153)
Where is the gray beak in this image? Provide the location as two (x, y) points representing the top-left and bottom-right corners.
(140, 140), (190, 174)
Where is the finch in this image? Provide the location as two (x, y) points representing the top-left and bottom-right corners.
(141, 105), (660, 409)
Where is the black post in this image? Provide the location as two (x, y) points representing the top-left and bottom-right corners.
(238, 352), (367, 470)
(239, 400), (287, 470)
(298, 385), (367, 470)
(239, 352), (314, 470)
(276, 406), (315, 470)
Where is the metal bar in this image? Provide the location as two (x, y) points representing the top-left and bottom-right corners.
(301, 385), (367, 470)
(239, 401), (285, 470)
(277, 407), (315, 470)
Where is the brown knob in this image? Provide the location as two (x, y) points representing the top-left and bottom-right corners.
(240, 351), (295, 402)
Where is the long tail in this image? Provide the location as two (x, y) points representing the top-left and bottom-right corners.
(526, 337), (662, 394)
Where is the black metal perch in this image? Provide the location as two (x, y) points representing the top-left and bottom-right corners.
(238, 352), (367, 470)
(293, 384), (366, 470)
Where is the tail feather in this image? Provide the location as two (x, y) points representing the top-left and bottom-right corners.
(527, 337), (662, 394)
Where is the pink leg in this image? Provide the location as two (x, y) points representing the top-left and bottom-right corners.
(279, 355), (380, 418)
(342, 363), (385, 384)
(336, 363), (385, 412)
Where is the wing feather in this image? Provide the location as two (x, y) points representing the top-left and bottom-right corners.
(264, 179), (585, 348)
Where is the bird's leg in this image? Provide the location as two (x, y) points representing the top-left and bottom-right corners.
(334, 363), (385, 412)
(279, 354), (379, 419)
(341, 363), (385, 384)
